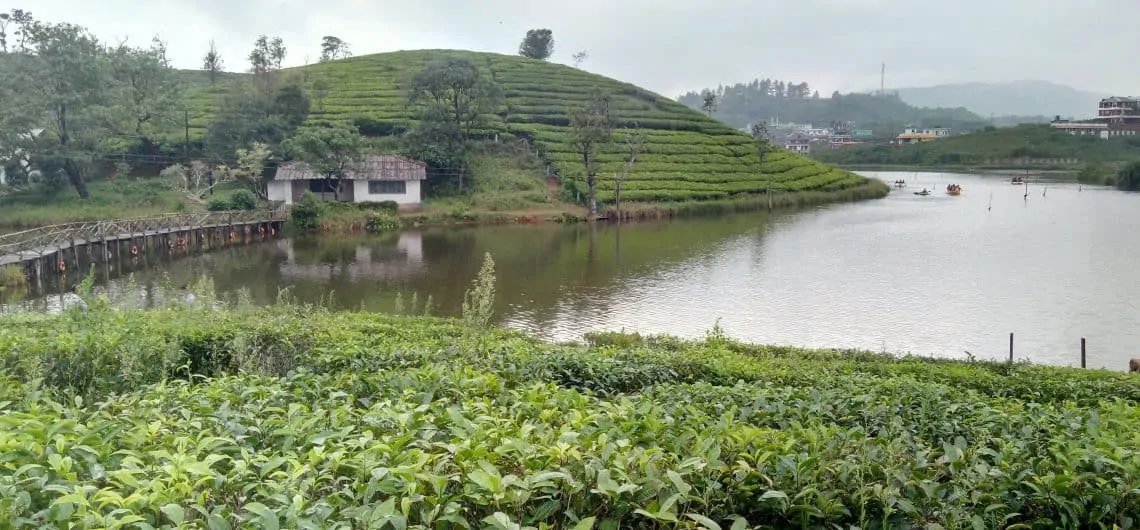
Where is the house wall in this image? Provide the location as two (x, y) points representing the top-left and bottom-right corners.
(267, 180), (292, 204)
(352, 180), (422, 205)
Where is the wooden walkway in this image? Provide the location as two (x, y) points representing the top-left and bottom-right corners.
(0, 210), (287, 271)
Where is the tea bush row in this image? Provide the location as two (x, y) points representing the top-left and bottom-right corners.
(3, 306), (1140, 527)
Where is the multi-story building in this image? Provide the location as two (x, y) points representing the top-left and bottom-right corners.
(1051, 96), (1140, 138)
(784, 131), (811, 154)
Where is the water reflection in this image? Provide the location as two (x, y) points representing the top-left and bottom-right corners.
(6, 171), (1140, 370)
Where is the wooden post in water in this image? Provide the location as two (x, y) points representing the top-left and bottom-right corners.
(1081, 338), (1087, 368)
(1008, 333), (1014, 363)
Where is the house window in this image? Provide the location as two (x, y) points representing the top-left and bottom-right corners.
(308, 180), (337, 193)
(368, 180), (406, 195)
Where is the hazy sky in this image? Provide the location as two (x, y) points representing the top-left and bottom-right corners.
(21, 0), (1140, 98)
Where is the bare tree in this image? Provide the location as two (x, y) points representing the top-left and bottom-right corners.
(571, 50), (589, 69)
(568, 88), (614, 220)
(614, 124), (646, 221)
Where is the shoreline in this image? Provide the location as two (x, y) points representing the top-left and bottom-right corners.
(319, 179), (892, 233)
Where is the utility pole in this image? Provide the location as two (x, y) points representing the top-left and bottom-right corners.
(183, 108), (190, 165)
(880, 63), (885, 97)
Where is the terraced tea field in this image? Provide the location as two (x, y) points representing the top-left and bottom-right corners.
(182, 50), (884, 204)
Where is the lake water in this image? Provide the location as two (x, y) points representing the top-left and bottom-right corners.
(6, 171), (1140, 369)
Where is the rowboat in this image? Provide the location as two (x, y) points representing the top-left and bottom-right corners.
(914, 189), (931, 196)
(946, 184), (962, 196)
(947, 189), (961, 196)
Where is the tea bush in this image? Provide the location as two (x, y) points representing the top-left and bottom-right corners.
(4, 294), (1138, 526)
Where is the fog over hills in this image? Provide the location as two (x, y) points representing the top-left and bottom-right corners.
(896, 80), (1111, 120)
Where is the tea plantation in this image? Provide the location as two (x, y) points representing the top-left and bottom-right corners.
(2, 299), (1140, 527)
(183, 50), (885, 204)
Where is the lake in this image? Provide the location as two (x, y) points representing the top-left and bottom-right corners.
(5, 171), (1139, 369)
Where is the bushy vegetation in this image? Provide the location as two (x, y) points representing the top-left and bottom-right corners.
(2, 278), (1140, 527)
(180, 50), (880, 206)
(815, 124), (1140, 168)
(0, 179), (189, 230)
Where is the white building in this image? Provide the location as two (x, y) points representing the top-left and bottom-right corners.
(903, 126), (951, 137)
(784, 131), (811, 154)
(268, 154), (427, 207)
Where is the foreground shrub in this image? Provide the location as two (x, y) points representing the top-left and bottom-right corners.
(3, 300), (1140, 526)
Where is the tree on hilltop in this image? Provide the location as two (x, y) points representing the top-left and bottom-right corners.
(319, 36), (351, 62)
(202, 39), (224, 86)
(518, 29), (554, 61)
(248, 35), (286, 97)
(701, 90), (718, 117)
(568, 88), (614, 220)
(571, 50), (588, 68)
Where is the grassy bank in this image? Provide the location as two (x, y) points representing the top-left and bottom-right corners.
(2, 279), (1139, 527)
(302, 179), (890, 233)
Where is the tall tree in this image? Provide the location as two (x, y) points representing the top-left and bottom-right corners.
(202, 39), (224, 86)
(248, 35), (286, 97)
(408, 58), (502, 150)
(5, 9), (34, 53)
(701, 90), (718, 117)
(518, 29), (554, 61)
(319, 36), (351, 62)
(567, 88), (614, 220)
(4, 21), (115, 198)
(283, 124), (364, 201)
(0, 12), (9, 53)
(406, 58), (502, 190)
(571, 50), (588, 69)
(110, 36), (182, 136)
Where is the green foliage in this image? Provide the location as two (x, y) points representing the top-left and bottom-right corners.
(1077, 162), (1117, 186)
(4, 300), (1140, 526)
(206, 188), (259, 211)
(282, 123), (365, 199)
(518, 29), (554, 60)
(1116, 161), (1140, 191)
(364, 210), (402, 233)
(0, 178), (189, 230)
(0, 264), (27, 287)
(289, 191), (324, 231)
(461, 252), (496, 329)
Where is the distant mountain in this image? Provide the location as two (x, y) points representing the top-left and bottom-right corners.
(895, 81), (1110, 121)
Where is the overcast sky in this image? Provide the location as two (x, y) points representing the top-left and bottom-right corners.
(21, 0), (1140, 98)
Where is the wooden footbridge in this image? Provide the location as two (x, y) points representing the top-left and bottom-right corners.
(0, 210), (287, 280)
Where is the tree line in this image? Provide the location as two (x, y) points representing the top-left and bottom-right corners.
(679, 78), (990, 135)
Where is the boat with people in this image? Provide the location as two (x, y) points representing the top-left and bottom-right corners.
(946, 184), (962, 196)
(914, 188), (931, 196)
(893, 179), (907, 188)
(1011, 176), (1026, 185)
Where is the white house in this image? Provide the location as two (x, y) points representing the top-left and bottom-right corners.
(268, 154), (427, 207)
(902, 126), (951, 138)
(784, 131), (811, 154)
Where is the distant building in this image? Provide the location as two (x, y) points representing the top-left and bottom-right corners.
(895, 133), (938, 144)
(1051, 97), (1140, 139)
(852, 129), (874, 137)
(269, 154), (427, 207)
(784, 131), (811, 154)
(902, 126), (951, 137)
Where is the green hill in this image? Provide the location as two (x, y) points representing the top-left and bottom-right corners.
(814, 124), (1140, 167)
(182, 50), (883, 204)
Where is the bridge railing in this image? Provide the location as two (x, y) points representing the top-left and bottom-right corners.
(0, 210), (286, 259)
